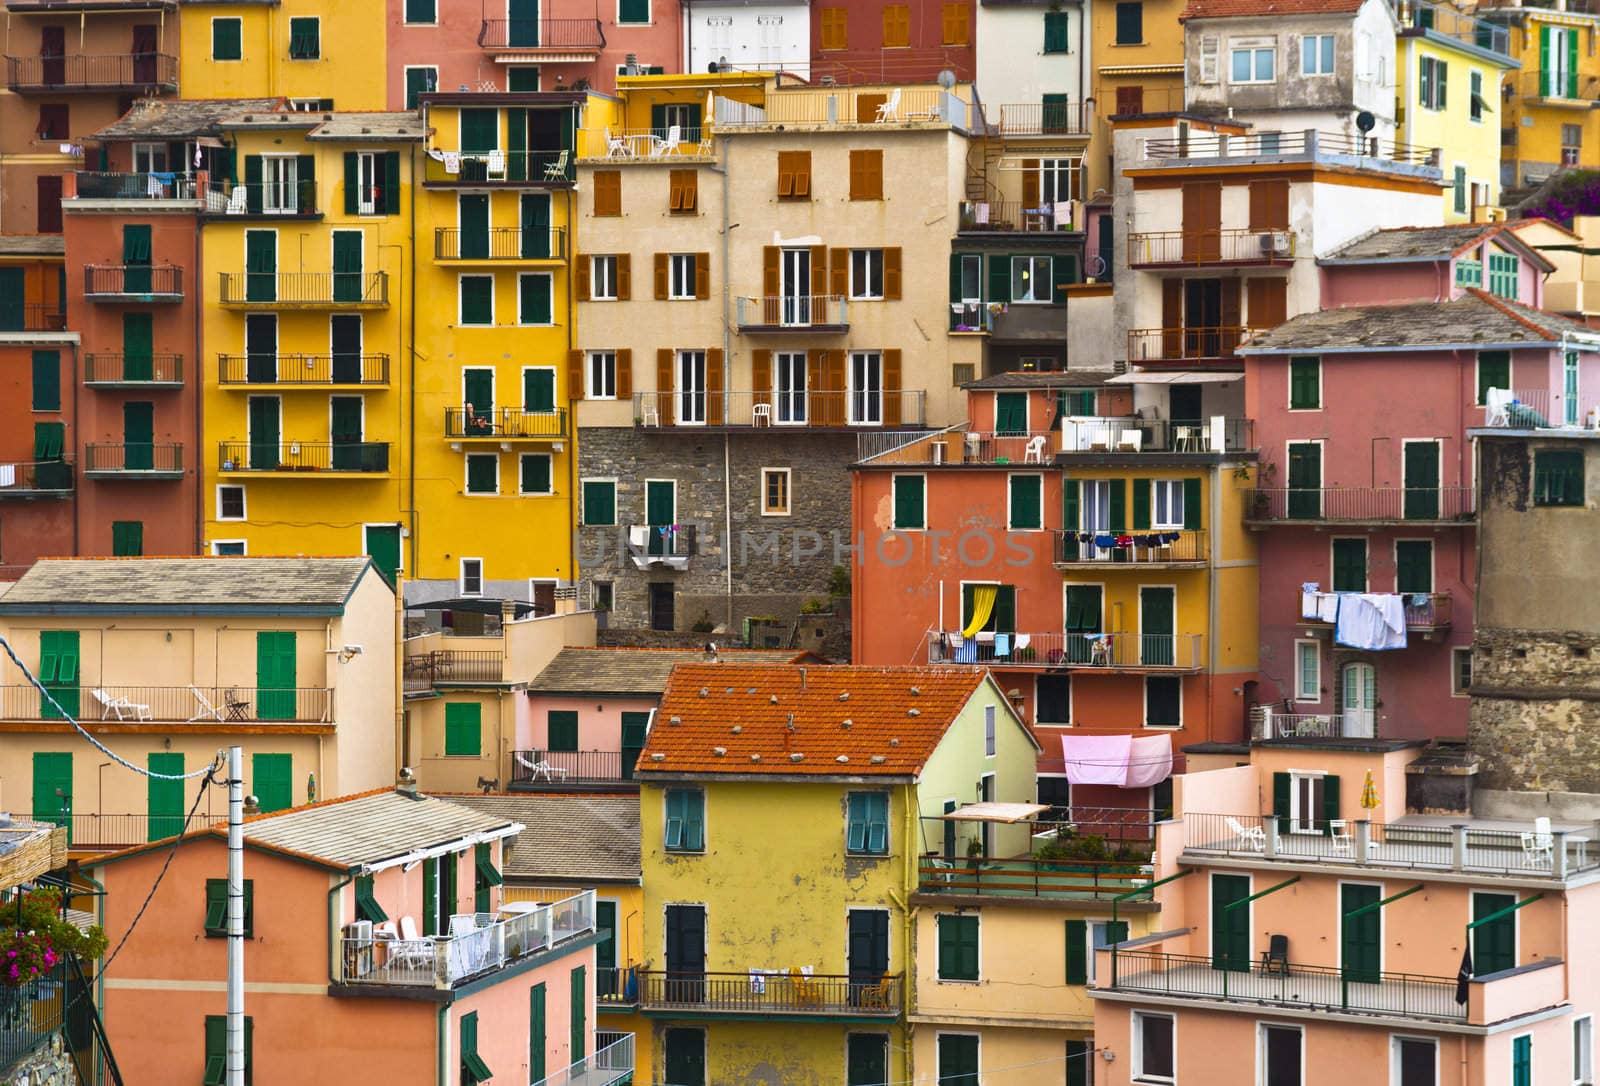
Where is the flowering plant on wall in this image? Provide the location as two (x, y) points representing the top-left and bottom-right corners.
(0, 928), (58, 987)
(0, 887), (108, 986)
(1523, 170), (1600, 225)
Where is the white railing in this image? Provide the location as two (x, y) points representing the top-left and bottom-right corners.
(714, 97), (767, 126)
(531, 1031), (634, 1086)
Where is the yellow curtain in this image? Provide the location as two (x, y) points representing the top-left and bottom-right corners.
(962, 585), (998, 638)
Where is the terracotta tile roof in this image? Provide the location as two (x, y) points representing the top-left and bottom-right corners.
(1181, 0), (1367, 19)
(1240, 292), (1597, 353)
(637, 665), (988, 778)
(529, 646), (818, 697)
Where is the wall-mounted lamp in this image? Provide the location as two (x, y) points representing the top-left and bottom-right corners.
(338, 644), (364, 662)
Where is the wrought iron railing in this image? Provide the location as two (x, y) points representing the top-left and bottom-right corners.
(510, 749), (629, 784)
(5, 52), (177, 90)
(1248, 487), (1475, 522)
(83, 353), (182, 385)
(403, 649), (505, 686)
(1128, 228), (1296, 266)
(62, 811), (224, 851)
(734, 295), (849, 329)
(72, 171), (200, 200)
(926, 631), (1204, 669)
(82, 442), (183, 474)
(993, 100), (1090, 136)
(1, 304), (67, 332)
(0, 459), (73, 496)
(218, 272), (389, 305)
(444, 407), (568, 439)
(1126, 326), (1260, 364)
(434, 226), (568, 260)
(916, 854), (1149, 898)
(217, 441), (391, 473)
(423, 151), (574, 184)
(83, 264), (183, 298)
(638, 970), (901, 1015)
(1055, 529), (1207, 564)
(632, 390), (926, 429)
(217, 353), (390, 386)
(477, 17), (604, 49)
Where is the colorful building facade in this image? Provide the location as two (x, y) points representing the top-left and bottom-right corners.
(1481, 0), (1600, 193)
(809, 0), (977, 85)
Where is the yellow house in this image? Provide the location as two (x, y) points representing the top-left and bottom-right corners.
(198, 107), (421, 572)
(634, 663), (1040, 1086)
(1479, 0), (1600, 191)
(1087, 0), (1187, 198)
(177, 0), (386, 109)
(1394, 0), (1517, 219)
(409, 93), (581, 601)
(0, 556), (396, 856)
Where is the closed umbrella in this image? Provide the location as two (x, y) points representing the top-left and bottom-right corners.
(1360, 769), (1380, 812)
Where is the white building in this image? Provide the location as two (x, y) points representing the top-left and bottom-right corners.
(975, 0), (1090, 118)
(682, 0), (810, 79)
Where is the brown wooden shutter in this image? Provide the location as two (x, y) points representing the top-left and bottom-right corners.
(884, 247), (903, 300)
(707, 347), (724, 423)
(1182, 182), (1222, 261)
(593, 170), (621, 216)
(752, 349), (772, 406)
(695, 252), (710, 300)
(1021, 158), (1040, 210)
(654, 253), (668, 299)
(567, 349), (584, 400)
(807, 350), (826, 427)
(795, 151), (812, 197)
(656, 349), (674, 424)
(849, 151), (883, 200)
(883, 348), (903, 426)
(1221, 278), (1242, 352)
(830, 248), (849, 299)
(763, 246), (779, 300)
(777, 152), (795, 197)
(1246, 278), (1287, 330)
(824, 350), (847, 425)
(1161, 278), (1183, 359)
(1270, 183), (1289, 231)
(1248, 180), (1289, 231)
(575, 256), (591, 301)
(616, 253), (631, 300)
(616, 348), (633, 399)
(810, 245), (828, 300)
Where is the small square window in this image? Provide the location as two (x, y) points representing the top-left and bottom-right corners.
(212, 540), (246, 556)
(1534, 449), (1585, 506)
(761, 468), (791, 516)
(288, 17), (320, 59)
(217, 485), (246, 521)
(618, 0), (650, 25)
(845, 792), (889, 854)
(404, 0), (436, 23)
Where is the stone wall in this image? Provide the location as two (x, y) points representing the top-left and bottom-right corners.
(2, 1033), (76, 1086)
(1468, 627), (1600, 792)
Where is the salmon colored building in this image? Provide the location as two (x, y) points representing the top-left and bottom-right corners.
(85, 788), (635, 1086)
(810, 0), (976, 85)
(1090, 739), (1600, 1086)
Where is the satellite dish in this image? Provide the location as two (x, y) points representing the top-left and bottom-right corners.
(707, 61), (719, 73)
(1355, 111), (1376, 134)
(937, 69), (957, 90)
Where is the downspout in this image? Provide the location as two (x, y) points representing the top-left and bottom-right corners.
(708, 135), (733, 629)
(1209, 464), (1221, 737)
(437, 1003), (449, 1086)
(194, 195), (205, 553)
(69, 339), (79, 556)
(325, 871), (355, 984)
(566, 185), (577, 591)
(898, 780), (917, 1084)
(407, 139), (419, 577)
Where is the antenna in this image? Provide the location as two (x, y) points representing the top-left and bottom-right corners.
(937, 69), (957, 90)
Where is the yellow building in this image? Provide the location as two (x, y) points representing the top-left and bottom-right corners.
(1394, 0), (1517, 219)
(1479, 0), (1600, 192)
(1086, 0), (1186, 198)
(409, 93), (581, 601)
(196, 106), (420, 572)
(177, 0), (386, 109)
(634, 663), (1040, 1086)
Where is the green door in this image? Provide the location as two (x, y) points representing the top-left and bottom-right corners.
(546, 710), (579, 752)
(255, 630), (297, 721)
(1403, 441), (1441, 520)
(1140, 586), (1175, 666)
(459, 109), (497, 180)
(1472, 891), (1516, 975)
(528, 983), (546, 1082)
(458, 195), (489, 260)
(365, 524), (401, 585)
(1211, 873), (1250, 972)
(32, 752), (72, 838)
(1064, 584), (1102, 664)
(463, 368), (494, 416)
(252, 752), (292, 813)
(332, 232), (362, 303)
(123, 312), (154, 380)
(122, 224), (152, 294)
(330, 314), (362, 383)
(664, 1030), (705, 1086)
(520, 193), (550, 258)
(38, 630), (79, 719)
(1340, 883), (1381, 983)
(0, 268), (23, 330)
(123, 401), (154, 469)
(620, 711), (649, 780)
(595, 900), (617, 997)
(646, 480), (675, 556)
(994, 392), (1027, 434)
(523, 368), (554, 412)
(246, 314), (277, 383)
(245, 231), (277, 302)
(148, 752), (185, 840)
(1287, 442), (1321, 519)
(937, 1033), (979, 1086)
(248, 397), (280, 469)
(330, 395), (363, 470)
(509, 0), (538, 45)
(569, 966), (585, 1069)
(848, 1035), (888, 1086)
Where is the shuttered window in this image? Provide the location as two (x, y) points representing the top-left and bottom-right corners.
(288, 17), (319, 58)
(1476, 351), (1510, 405)
(849, 150), (883, 201)
(1395, 540), (1433, 594)
(465, 453), (498, 494)
(820, 6), (847, 50)
(777, 151), (811, 199)
(668, 169), (697, 213)
(202, 1015), (253, 1086)
(519, 454), (552, 495)
(111, 521), (143, 556)
(582, 480), (616, 525)
(31, 350), (60, 411)
(592, 170), (621, 216)
(1043, 10), (1069, 52)
(1115, 1), (1142, 43)
(518, 273), (552, 325)
(1332, 537), (1367, 591)
(212, 17), (242, 60)
(664, 788), (705, 851)
(203, 878), (255, 937)
(444, 702), (482, 754)
(943, 3), (971, 46)
(1289, 356), (1320, 409)
(1009, 474), (1043, 530)
(1534, 449), (1585, 506)
(892, 474), (925, 529)
(846, 792), (889, 854)
(459, 275), (493, 325)
(354, 875), (387, 923)
(882, 4), (910, 46)
(461, 1011), (493, 1084)
(937, 915), (979, 980)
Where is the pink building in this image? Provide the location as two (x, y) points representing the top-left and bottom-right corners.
(1240, 282), (1600, 742)
(385, 0), (683, 106)
(810, 0), (976, 84)
(86, 788), (634, 1086)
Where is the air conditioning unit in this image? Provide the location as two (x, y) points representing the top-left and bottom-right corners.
(1258, 231), (1291, 257)
(342, 920), (374, 977)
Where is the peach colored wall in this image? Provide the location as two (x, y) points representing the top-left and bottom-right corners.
(457, 948), (596, 1083)
(1471, 960), (1565, 1025)
(520, 692), (655, 750)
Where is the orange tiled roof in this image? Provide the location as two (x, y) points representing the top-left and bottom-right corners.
(1181, 0), (1366, 18)
(637, 665), (988, 777)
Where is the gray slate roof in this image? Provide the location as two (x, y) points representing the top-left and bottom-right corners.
(444, 794), (640, 883)
(0, 556), (377, 615)
(93, 97), (282, 139)
(1322, 224), (1551, 271)
(305, 112), (426, 141)
(528, 647), (808, 697)
(963, 369), (1119, 390)
(242, 790), (520, 870)
(1241, 292), (1597, 353)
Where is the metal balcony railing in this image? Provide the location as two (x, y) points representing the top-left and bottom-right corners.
(83, 353), (182, 386)
(423, 151), (574, 184)
(201, 179), (319, 217)
(5, 52), (177, 91)
(926, 631), (1204, 669)
(218, 441), (391, 474)
(1390, 0), (1511, 55)
(60, 811), (224, 851)
(1127, 326), (1260, 364)
(1248, 487), (1475, 523)
(510, 749), (630, 785)
(916, 853), (1149, 899)
(444, 407), (568, 439)
(735, 295), (849, 329)
(959, 199), (1072, 232)
(477, 17), (605, 49)
(993, 100), (1090, 136)
(1128, 228), (1295, 267)
(217, 353), (390, 386)
(638, 970), (901, 1015)
(632, 390), (926, 429)
(83, 264), (183, 299)
(0, 459), (73, 497)
(82, 442), (183, 475)
(1055, 529), (1207, 564)
(531, 1031), (634, 1086)
(1143, 129), (1439, 168)
(1299, 590), (1452, 630)
(434, 226), (568, 260)
(1482, 388), (1600, 429)
(1060, 416), (1256, 454)
(404, 649), (505, 686)
(1252, 709), (1372, 741)
(0, 683), (330, 724)
(0, 304), (67, 333)
(218, 272), (389, 306)
(72, 171), (200, 201)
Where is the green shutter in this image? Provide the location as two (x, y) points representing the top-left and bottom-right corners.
(122, 313), (153, 380)
(251, 753), (291, 813)
(988, 254), (1010, 303)
(1534, 449), (1585, 506)
(147, 752), (183, 840)
(619, 0), (649, 22)
(333, 232), (362, 302)
(384, 152), (402, 214)
(31, 350), (60, 411)
(32, 751), (72, 834)
(244, 154), (262, 214)
(938, 915), (978, 980)
(1321, 773), (1341, 835)
(1065, 919), (1087, 984)
(507, 107), (528, 180)
(893, 475), (924, 529)
(1044, 10), (1069, 52)
(1571, 29), (1581, 97)
(213, 17), (241, 60)
(112, 521), (143, 557)
(255, 631), (297, 721)
(474, 843), (494, 911)
(34, 421), (65, 461)
(685, 789), (704, 850)
(570, 966), (585, 1062)
(520, 455), (551, 494)
(995, 392), (1027, 433)
(38, 632), (78, 719)
(1332, 538), (1367, 592)
(1513, 1034), (1532, 1086)
(1289, 356), (1320, 409)
(1183, 477), (1202, 530)
(1541, 25), (1552, 96)
(288, 16), (318, 57)
(1108, 478), (1126, 531)
(405, 0), (435, 20)
(462, 1010), (493, 1083)
(445, 702), (482, 755)
(355, 874), (388, 922)
(1067, 1039), (1090, 1086)
(993, 585), (1016, 633)
(1454, 166), (1467, 214)
(1062, 477), (1079, 530)
(1473, 892), (1517, 975)
(1272, 771), (1291, 832)
(1010, 475), (1041, 530)
(203, 878), (254, 937)
(546, 709), (579, 751)
(519, 274), (552, 325)
(949, 253), (963, 303)
(1477, 351), (1510, 404)
(422, 857), (438, 935)
(344, 152), (359, 214)
(528, 984), (547, 1082)
(1395, 540), (1432, 594)
(1132, 479), (1151, 530)
(461, 276), (493, 325)
(467, 454), (498, 493)
(582, 481), (615, 525)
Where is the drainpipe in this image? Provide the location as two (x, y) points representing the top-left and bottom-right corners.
(194, 196), (204, 553)
(707, 135), (734, 629)
(566, 185), (577, 592)
(1209, 464), (1221, 738)
(407, 140), (419, 580)
(325, 871), (356, 984)
(69, 338), (79, 556)
(437, 1004), (449, 1086)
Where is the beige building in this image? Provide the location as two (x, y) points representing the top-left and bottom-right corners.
(0, 556), (396, 853)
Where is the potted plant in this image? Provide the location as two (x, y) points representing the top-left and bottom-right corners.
(964, 836), (985, 872)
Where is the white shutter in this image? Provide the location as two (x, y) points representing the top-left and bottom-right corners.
(1200, 36), (1219, 83)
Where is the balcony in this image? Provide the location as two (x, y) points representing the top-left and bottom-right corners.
(637, 970), (902, 1018)
(217, 272), (389, 307)
(511, 749), (635, 787)
(434, 226), (568, 262)
(200, 179), (319, 219)
(991, 101), (1090, 138)
(1517, 68), (1596, 107)
(83, 264), (183, 302)
(1140, 130), (1441, 177)
(0, 304), (67, 334)
(584, 127), (715, 161)
(477, 16), (604, 53)
(423, 151), (575, 186)
(1055, 529), (1207, 567)
(1251, 709), (1376, 741)
(83, 353), (182, 388)
(218, 441), (391, 476)
(82, 442), (184, 480)
(627, 524), (696, 570)
(735, 295), (849, 333)
(926, 631), (1203, 671)
(1181, 812), (1600, 878)
(444, 407), (568, 441)
(1126, 326), (1260, 368)
(959, 199), (1073, 233)
(57, 812), (223, 852)
(4, 51), (177, 92)
(948, 302), (993, 333)
(1390, 0), (1511, 56)
(632, 390), (926, 430)
(217, 353), (390, 387)
(0, 460), (73, 498)
(1127, 228), (1295, 268)
(337, 890), (595, 991)
(531, 1031), (634, 1086)
(1480, 388), (1596, 430)
(404, 649), (506, 690)
(1060, 417), (1255, 455)
(713, 86), (974, 131)
(1298, 590), (1453, 632)
(69, 171), (202, 202)
(915, 853), (1150, 899)
(1246, 487), (1475, 525)
(0, 683), (332, 725)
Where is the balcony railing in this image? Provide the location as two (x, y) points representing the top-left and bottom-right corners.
(434, 226), (568, 261)
(735, 295), (849, 331)
(1247, 487), (1475, 523)
(83, 264), (183, 300)
(588, 127), (713, 160)
(959, 199), (1072, 232)
(992, 100), (1090, 137)
(1055, 529), (1207, 565)
(1482, 388), (1600, 429)
(71, 171), (200, 201)
(1517, 67), (1596, 102)
(423, 151), (575, 185)
(511, 749), (631, 785)
(338, 890), (595, 990)
(1299, 590), (1452, 630)
(1061, 416), (1255, 454)
(916, 853), (1149, 899)
(0, 459), (73, 497)
(926, 631), (1203, 669)
(531, 1031), (634, 1086)
(1128, 228), (1295, 267)
(217, 353), (390, 386)
(61, 811), (224, 851)
(218, 272), (389, 306)
(0, 963), (67, 1070)
(638, 969), (901, 1016)
(632, 390), (927, 429)
(627, 524), (697, 560)
(444, 407), (568, 440)
(201, 179), (319, 217)
(217, 441), (391, 474)
(477, 17), (604, 50)
(1105, 949), (1465, 1023)
(1390, 0), (1511, 56)
(0, 684), (332, 724)
(1142, 129), (1439, 168)
(84, 353), (182, 386)
(404, 649), (506, 688)
(0, 304), (67, 333)
(948, 301), (993, 332)
(5, 52), (177, 91)
(82, 442), (184, 477)
(715, 86), (971, 129)
(1127, 326), (1260, 365)
(1251, 709), (1374, 741)
(1181, 812), (1599, 878)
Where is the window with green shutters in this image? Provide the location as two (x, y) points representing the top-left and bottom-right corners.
(1332, 537), (1367, 591)
(1062, 389), (1096, 415)
(518, 272), (553, 325)
(122, 224), (151, 294)
(892, 474), (925, 530)
(1145, 675), (1182, 726)
(332, 231), (362, 303)
(460, 275), (494, 325)
(404, 66), (437, 107)
(461, 1011), (492, 1084)
(32, 349), (60, 411)
(34, 422), (65, 461)
(528, 983), (547, 1082)
(112, 521), (143, 556)
(1453, 166), (1467, 214)
(251, 752), (291, 813)
(961, 583), (1015, 634)
(937, 1034), (979, 1086)
(255, 630), (296, 721)
(1115, 0), (1142, 42)
(31, 752), (71, 833)
(1008, 474), (1043, 530)
(212, 17), (242, 59)
(936, 914), (979, 980)
(466, 453), (498, 494)
(245, 230), (277, 301)
(569, 966), (586, 1063)
(847, 1034), (889, 1086)
(202, 1014), (252, 1085)
(546, 709), (579, 751)
(38, 630), (79, 719)
(1488, 252), (1519, 299)
(523, 367), (555, 412)
(404, 0), (435, 22)
(444, 702), (482, 755)
(203, 877), (255, 937)
(846, 792), (889, 854)
(1455, 258), (1482, 287)
(1512, 1034), (1532, 1086)
(1473, 891), (1516, 975)
(519, 454), (552, 495)
(664, 788), (705, 851)
(354, 874), (387, 923)
(1534, 449), (1585, 506)
(1066, 1039), (1091, 1086)
(287, 17), (319, 58)
(1394, 540), (1433, 594)
(1043, 10), (1069, 52)
(1477, 351), (1511, 405)
(582, 480), (616, 525)
(122, 313), (154, 380)
(474, 842), (502, 911)
(618, 0), (650, 23)
(1288, 356), (1320, 410)
(1065, 918), (1127, 985)
(147, 752), (183, 840)
(994, 392), (1027, 434)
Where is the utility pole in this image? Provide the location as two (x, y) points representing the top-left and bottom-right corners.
(227, 744), (245, 1086)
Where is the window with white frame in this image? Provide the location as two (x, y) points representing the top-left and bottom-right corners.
(1011, 255), (1052, 303)
(211, 540), (246, 556)
(761, 467), (790, 515)
(587, 351), (616, 399)
(850, 351), (883, 424)
(519, 453), (553, 495)
(984, 704), (996, 756)
(1302, 34), (1334, 75)
(1294, 640), (1320, 701)
(1133, 1011), (1175, 1084)
(1391, 1035), (1438, 1086)
(216, 485), (246, 521)
(1260, 1023), (1303, 1086)
(1040, 158), (1077, 205)
(261, 155), (300, 214)
(850, 249), (884, 300)
(460, 558), (483, 596)
(775, 352), (807, 424)
(677, 350), (707, 424)
(1564, 124), (1583, 165)
(1575, 1016), (1593, 1086)
(1230, 39), (1276, 83)
(133, 142), (169, 173)
(1470, 69), (1485, 123)
(1451, 646), (1472, 697)
(1289, 770), (1325, 833)
(592, 255), (618, 300)
(1419, 56), (1447, 110)
(669, 254), (697, 299)
(1151, 479), (1185, 529)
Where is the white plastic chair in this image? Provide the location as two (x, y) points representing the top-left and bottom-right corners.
(875, 89), (902, 123)
(1329, 819), (1354, 857)
(94, 688), (152, 721)
(1484, 388), (1513, 426)
(1226, 816), (1266, 852)
(542, 149), (569, 181)
(390, 915), (435, 970)
(486, 150), (507, 180)
(752, 403), (773, 427)
(650, 125), (681, 158)
(1523, 817), (1555, 867)
(187, 685), (225, 723)
(225, 186), (248, 215)
(605, 128), (630, 157)
(1023, 435), (1046, 463)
